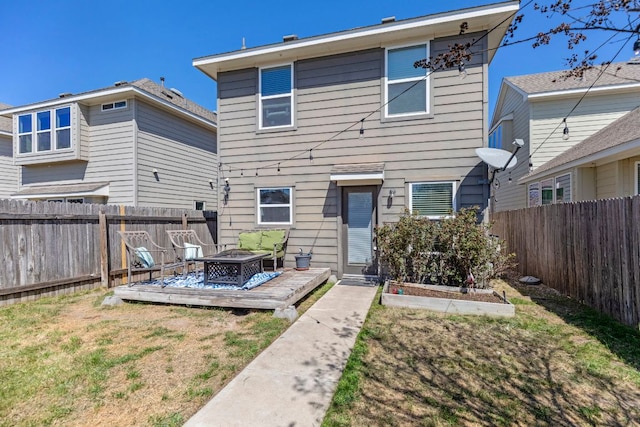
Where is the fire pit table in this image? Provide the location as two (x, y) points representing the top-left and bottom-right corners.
(195, 250), (269, 287)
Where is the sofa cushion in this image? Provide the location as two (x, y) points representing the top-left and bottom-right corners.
(134, 247), (155, 268)
(260, 230), (285, 252)
(239, 231), (262, 251)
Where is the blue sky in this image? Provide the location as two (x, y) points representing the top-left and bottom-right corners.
(0, 1), (635, 115)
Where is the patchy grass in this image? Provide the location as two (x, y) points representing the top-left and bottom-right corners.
(0, 281), (334, 426)
(323, 276), (640, 426)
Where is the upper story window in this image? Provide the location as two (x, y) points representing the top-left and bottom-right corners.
(18, 106), (72, 154)
(489, 124), (502, 149)
(102, 100), (127, 111)
(257, 187), (292, 224)
(259, 64), (293, 129)
(385, 44), (429, 117)
(409, 181), (456, 219)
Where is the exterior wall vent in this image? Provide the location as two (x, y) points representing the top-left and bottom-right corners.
(283, 34), (298, 42)
(381, 16), (396, 24)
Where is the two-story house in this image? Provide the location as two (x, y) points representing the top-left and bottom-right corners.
(0, 78), (218, 209)
(194, 1), (519, 277)
(490, 62), (640, 211)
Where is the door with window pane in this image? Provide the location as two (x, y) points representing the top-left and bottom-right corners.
(342, 186), (377, 275)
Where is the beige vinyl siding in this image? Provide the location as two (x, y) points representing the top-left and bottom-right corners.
(492, 86), (531, 212)
(596, 161), (619, 198)
(84, 102), (135, 204)
(0, 135), (17, 198)
(530, 92), (640, 168)
(135, 100), (217, 209)
(217, 33), (489, 273)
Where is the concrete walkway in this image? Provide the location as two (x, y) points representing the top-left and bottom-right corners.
(184, 282), (378, 427)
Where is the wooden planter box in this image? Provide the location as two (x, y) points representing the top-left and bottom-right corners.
(381, 281), (515, 317)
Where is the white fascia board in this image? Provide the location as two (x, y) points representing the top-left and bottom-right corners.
(0, 88), (217, 130)
(194, 2), (519, 79)
(489, 112), (513, 134)
(519, 138), (640, 183)
(0, 130), (11, 137)
(12, 184), (110, 200)
(527, 83), (640, 100)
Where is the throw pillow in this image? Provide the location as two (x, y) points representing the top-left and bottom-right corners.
(184, 242), (204, 260)
(134, 247), (155, 268)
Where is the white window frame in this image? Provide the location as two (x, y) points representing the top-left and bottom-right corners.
(17, 106), (73, 154)
(194, 200), (206, 210)
(384, 42), (430, 118)
(409, 181), (456, 219)
(258, 63), (294, 130)
(101, 100), (128, 111)
(257, 187), (293, 225)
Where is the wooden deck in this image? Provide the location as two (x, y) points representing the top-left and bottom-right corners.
(113, 268), (331, 309)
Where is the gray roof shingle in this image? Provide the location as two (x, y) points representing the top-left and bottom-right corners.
(506, 62), (640, 95)
(524, 107), (640, 180)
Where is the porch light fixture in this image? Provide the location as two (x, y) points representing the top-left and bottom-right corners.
(458, 61), (467, 79)
(562, 118), (569, 140)
(223, 178), (230, 205)
(209, 179), (214, 189)
(389, 189), (396, 199)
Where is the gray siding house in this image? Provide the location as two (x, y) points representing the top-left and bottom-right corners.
(0, 79), (218, 208)
(194, 2), (519, 277)
(490, 62), (640, 212)
(0, 103), (18, 199)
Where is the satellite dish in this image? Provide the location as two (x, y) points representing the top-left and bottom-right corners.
(475, 148), (518, 170)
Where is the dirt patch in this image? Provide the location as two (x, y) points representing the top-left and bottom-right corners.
(390, 284), (504, 303)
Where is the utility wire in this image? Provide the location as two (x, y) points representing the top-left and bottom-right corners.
(220, 1), (533, 176)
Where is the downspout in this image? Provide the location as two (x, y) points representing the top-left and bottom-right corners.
(132, 98), (138, 206)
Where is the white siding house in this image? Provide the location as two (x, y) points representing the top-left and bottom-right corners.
(0, 103), (18, 199)
(490, 62), (640, 212)
(0, 79), (218, 208)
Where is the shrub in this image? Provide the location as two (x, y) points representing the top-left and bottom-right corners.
(376, 207), (514, 288)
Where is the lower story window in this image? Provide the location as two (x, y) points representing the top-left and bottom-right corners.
(257, 187), (292, 224)
(409, 181), (456, 218)
(194, 201), (206, 210)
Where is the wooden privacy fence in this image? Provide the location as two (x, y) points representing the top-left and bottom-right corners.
(491, 196), (640, 327)
(0, 199), (217, 305)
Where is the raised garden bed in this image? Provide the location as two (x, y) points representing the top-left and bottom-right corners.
(381, 281), (515, 317)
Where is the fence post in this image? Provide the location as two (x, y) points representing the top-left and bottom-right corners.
(99, 211), (110, 288)
(182, 213), (188, 229)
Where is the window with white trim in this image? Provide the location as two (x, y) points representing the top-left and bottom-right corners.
(259, 64), (293, 129)
(541, 178), (554, 205)
(194, 201), (206, 210)
(385, 44), (429, 117)
(257, 187), (292, 224)
(409, 182), (456, 219)
(101, 100), (127, 111)
(18, 106), (72, 154)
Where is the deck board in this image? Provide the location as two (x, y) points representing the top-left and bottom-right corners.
(113, 268), (331, 309)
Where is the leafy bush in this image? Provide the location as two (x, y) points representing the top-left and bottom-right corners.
(376, 207), (514, 288)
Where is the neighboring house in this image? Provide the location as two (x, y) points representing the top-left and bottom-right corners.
(521, 106), (640, 201)
(0, 79), (218, 208)
(193, 1), (519, 276)
(0, 102), (19, 199)
(490, 62), (640, 211)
